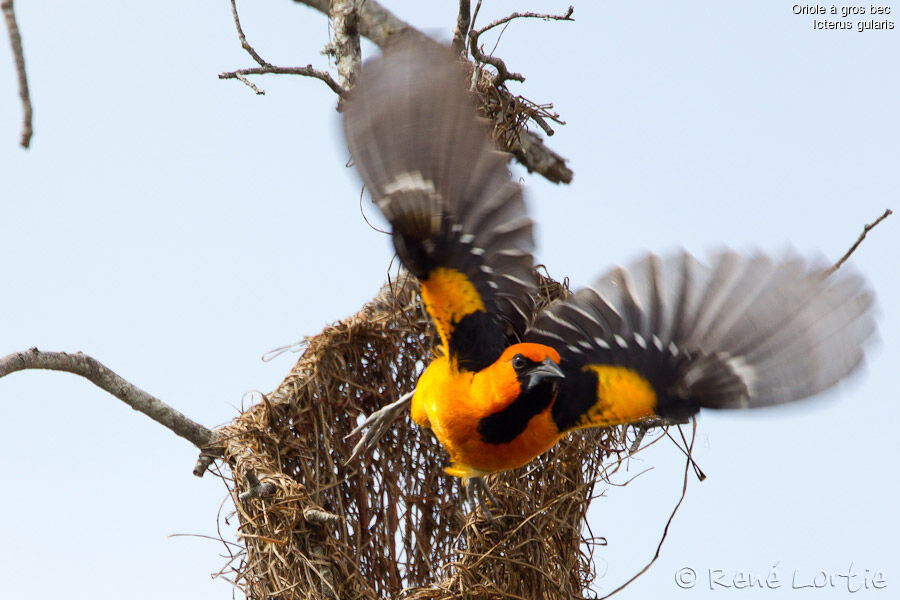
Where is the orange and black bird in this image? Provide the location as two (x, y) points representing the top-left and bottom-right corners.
(342, 40), (875, 507)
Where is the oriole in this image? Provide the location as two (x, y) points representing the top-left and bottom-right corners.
(342, 40), (875, 505)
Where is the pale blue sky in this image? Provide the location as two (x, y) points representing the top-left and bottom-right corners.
(1, 2), (897, 598)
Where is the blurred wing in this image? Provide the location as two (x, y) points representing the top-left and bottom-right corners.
(526, 250), (875, 432)
(343, 38), (536, 370)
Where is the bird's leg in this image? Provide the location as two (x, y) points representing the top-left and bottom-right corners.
(465, 476), (498, 521)
(627, 416), (689, 455)
(628, 423), (651, 455)
(345, 389), (415, 464)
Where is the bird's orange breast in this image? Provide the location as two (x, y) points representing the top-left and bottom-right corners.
(412, 356), (563, 477)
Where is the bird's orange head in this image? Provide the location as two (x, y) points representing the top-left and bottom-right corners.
(469, 343), (566, 445)
(482, 343), (564, 402)
(498, 343), (562, 370)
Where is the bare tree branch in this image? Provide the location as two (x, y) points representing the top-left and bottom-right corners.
(476, 5), (574, 37)
(2, 0), (32, 148)
(219, 65), (345, 96)
(329, 0), (361, 93)
(530, 110), (560, 137)
(0, 348), (223, 476)
(452, 0), (471, 54)
(468, 29), (524, 85)
(225, 0), (346, 97)
(291, 0), (573, 184)
(230, 0), (272, 68)
(232, 72), (265, 95)
(193, 450), (220, 478)
(293, 0), (420, 46)
(830, 208), (892, 273)
(468, 4), (574, 86)
(514, 129), (571, 183)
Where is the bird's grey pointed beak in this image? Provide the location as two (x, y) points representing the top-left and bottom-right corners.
(527, 358), (565, 391)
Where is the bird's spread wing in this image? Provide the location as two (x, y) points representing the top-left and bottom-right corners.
(526, 250), (875, 432)
(343, 39), (537, 370)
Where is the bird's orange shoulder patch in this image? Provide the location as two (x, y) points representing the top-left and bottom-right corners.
(420, 267), (486, 351)
(572, 365), (658, 429)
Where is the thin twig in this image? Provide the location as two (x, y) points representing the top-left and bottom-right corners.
(166, 532), (244, 548)
(830, 208), (892, 273)
(226, 0), (345, 97)
(230, 0), (272, 67)
(468, 28), (524, 85)
(468, 5), (574, 86)
(2, 0), (32, 148)
(470, 0), (483, 41)
(233, 72), (265, 95)
(475, 5), (574, 37)
(0, 348), (223, 475)
(599, 419), (697, 599)
(670, 420), (706, 481)
(359, 184), (390, 235)
(219, 66), (345, 97)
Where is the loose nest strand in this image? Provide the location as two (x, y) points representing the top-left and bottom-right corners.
(216, 271), (636, 600)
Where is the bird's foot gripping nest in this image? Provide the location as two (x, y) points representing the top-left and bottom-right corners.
(346, 389), (415, 464)
(465, 476), (500, 520)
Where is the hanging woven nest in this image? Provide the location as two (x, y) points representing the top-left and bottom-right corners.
(214, 270), (635, 600)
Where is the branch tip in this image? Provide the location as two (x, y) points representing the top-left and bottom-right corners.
(831, 208), (892, 273)
(2, 0), (33, 148)
(225, 0), (344, 98)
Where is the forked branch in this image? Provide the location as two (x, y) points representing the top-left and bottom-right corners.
(222, 0), (346, 97)
(468, 3), (575, 86)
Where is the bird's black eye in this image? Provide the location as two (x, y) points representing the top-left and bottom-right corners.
(512, 354), (528, 371)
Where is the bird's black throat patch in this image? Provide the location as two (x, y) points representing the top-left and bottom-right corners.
(477, 377), (558, 445)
